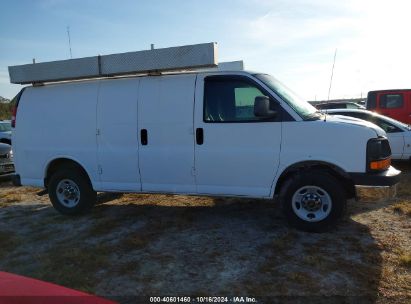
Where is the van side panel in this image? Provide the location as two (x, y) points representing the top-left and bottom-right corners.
(14, 81), (99, 187)
(96, 78), (141, 191)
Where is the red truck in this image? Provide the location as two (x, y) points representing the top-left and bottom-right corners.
(366, 89), (411, 124)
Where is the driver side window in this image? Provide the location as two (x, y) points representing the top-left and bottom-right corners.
(234, 87), (265, 120)
(204, 76), (276, 122)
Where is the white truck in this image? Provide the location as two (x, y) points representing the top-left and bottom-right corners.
(9, 43), (400, 232)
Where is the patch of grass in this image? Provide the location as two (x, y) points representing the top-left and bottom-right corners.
(356, 186), (392, 202)
(0, 230), (20, 258)
(286, 271), (312, 284)
(396, 176), (411, 198)
(113, 261), (140, 276)
(257, 231), (299, 276)
(302, 254), (327, 267)
(207, 250), (222, 259)
(117, 219), (170, 251)
(87, 217), (124, 236)
(119, 234), (150, 250)
(269, 230), (299, 253)
(303, 238), (331, 255)
(399, 253), (411, 268)
(391, 201), (411, 217)
(29, 230), (57, 243)
(258, 250), (290, 275)
(29, 243), (111, 293)
(3, 256), (22, 269)
(0, 194), (21, 206)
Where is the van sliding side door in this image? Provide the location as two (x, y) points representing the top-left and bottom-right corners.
(137, 74), (197, 193)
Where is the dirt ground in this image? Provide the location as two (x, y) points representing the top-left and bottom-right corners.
(0, 163), (410, 304)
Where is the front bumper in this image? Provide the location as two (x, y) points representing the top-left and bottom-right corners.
(349, 166), (401, 201)
(0, 162), (14, 175)
(349, 166), (401, 186)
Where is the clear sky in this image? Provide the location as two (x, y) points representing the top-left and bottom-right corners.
(1, 0), (411, 100)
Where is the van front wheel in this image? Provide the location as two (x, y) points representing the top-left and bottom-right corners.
(280, 171), (346, 232)
(48, 166), (96, 215)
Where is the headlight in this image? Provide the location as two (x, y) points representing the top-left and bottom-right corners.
(366, 138), (391, 172)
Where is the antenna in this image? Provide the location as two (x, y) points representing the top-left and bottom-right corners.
(327, 48), (337, 101)
(66, 26), (73, 59)
(324, 48), (337, 122)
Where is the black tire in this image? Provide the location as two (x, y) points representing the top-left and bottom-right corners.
(279, 170), (346, 232)
(48, 165), (96, 215)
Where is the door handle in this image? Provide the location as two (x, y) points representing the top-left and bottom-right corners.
(140, 129), (148, 145)
(196, 128), (204, 145)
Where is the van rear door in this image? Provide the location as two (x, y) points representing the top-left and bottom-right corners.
(137, 74), (197, 193)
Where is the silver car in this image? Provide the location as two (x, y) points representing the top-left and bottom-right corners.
(0, 120), (12, 145)
(0, 143), (14, 174)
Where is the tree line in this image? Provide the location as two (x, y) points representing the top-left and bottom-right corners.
(0, 102), (14, 120)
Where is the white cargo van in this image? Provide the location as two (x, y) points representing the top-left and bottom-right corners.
(9, 43), (400, 232)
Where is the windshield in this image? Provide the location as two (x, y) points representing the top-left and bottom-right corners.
(254, 73), (319, 120)
(0, 122), (11, 132)
(373, 113), (411, 130)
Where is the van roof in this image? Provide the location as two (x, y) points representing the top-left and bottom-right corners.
(26, 69), (257, 88)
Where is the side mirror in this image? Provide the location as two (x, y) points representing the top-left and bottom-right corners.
(254, 96), (277, 118)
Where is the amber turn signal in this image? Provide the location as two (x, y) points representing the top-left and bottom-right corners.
(370, 158), (391, 170)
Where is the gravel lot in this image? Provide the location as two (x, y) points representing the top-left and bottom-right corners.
(0, 163), (410, 304)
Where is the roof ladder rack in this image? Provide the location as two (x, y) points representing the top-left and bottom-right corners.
(8, 42), (218, 85)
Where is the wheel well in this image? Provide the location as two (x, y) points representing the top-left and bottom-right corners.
(275, 162), (356, 199)
(44, 158), (90, 188)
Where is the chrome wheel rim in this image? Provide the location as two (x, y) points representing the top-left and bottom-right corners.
(291, 186), (332, 222)
(56, 179), (80, 208)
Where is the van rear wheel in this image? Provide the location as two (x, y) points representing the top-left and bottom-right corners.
(48, 166), (96, 215)
(279, 170), (346, 232)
